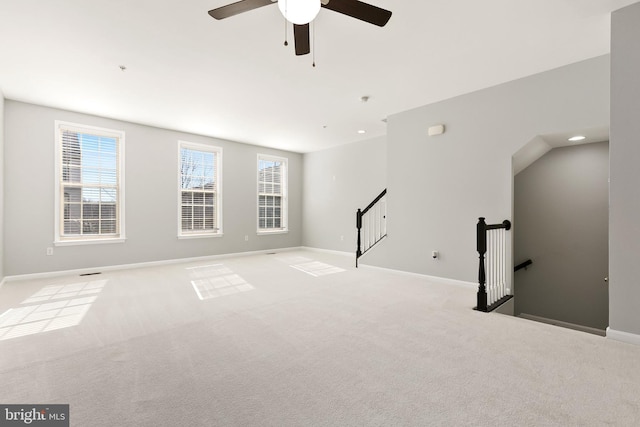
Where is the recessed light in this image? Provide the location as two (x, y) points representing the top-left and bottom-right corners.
(357, 130), (366, 134)
(568, 135), (586, 142)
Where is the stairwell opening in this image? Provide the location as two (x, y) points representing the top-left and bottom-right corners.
(511, 128), (610, 335)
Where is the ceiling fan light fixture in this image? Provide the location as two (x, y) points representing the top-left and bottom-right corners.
(278, 0), (321, 25)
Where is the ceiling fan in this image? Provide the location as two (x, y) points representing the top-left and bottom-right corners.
(208, 0), (392, 56)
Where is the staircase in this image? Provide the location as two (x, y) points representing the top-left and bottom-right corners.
(356, 189), (387, 267)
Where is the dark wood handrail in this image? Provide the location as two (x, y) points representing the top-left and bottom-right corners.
(514, 259), (533, 272)
(361, 188), (387, 216)
(486, 220), (512, 231)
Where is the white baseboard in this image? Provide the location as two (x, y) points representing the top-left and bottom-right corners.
(2, 246), (303, 283)
(358, 263), (476, 289)
(518, 313), (606, 336)
(606, 327), (640, 346)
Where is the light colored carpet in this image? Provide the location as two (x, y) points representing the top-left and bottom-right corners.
(1, 249), (639, 426)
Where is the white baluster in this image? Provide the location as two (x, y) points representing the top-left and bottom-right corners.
(501, 229), (505, 298)
(487, 230), (495, 305)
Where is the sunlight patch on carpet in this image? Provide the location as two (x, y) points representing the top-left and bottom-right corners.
(21, 280), (106, 304)
(290, 261), (345, 277)
(0, 280), (106, 341)
(277, 255), (313, 264)
(187, 264), (254, 300)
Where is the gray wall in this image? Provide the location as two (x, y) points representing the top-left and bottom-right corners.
(610, 2), (640, 337)
(514, 142), (609, 330)
(360, 56), (610, 286)
(0, 92), (4, 281)
(3, 101), (302, 276)
(302, 136), (386, 253)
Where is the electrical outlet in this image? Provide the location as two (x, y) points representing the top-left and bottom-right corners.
(46, 247), (54, 256)
(244, 235), (249, 241)
(340, 235), (344, 241)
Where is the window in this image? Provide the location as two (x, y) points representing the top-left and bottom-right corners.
(257, 154), (287, 233)
(55, 121), (125, 245)
(179, 141), (222, 237)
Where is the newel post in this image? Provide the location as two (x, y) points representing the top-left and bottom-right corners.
(356, 209), (363, 267)
(476, 217), (488, 312)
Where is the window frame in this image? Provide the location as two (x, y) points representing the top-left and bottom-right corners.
(54, 121), (126, 246)
(177, 141), (223, 239)
(257, 154), (288, 234)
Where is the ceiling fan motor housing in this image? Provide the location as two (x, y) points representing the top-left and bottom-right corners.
(278, 0), (321, 25)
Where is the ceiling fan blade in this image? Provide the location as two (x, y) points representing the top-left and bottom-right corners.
(322, 0), (392, 27)
(208, 0), (275, 20)
(294, 24), (310, 56)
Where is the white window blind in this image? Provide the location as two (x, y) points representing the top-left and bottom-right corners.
(258, 154), (287, 232)
(55, 121), (125, 244)
(179, 142), (222, 237)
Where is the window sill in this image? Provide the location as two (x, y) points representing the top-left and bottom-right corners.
(54, 237), (126, 247)
(257, 230), (289, 236)
(178, 233), (224, 240)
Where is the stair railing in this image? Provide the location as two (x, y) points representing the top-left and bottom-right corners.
(514, 259), (533, 272)
(356, 189), (387, 267)
(476, 217), (512, 312)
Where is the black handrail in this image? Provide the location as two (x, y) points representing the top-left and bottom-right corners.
(514, 259), (532, 272)
(361, 189), (387, 215)
(476, 217), (512, 312)
(356, 189), (387, 267)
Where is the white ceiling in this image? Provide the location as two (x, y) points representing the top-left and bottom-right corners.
(0, 0), (636, 153)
